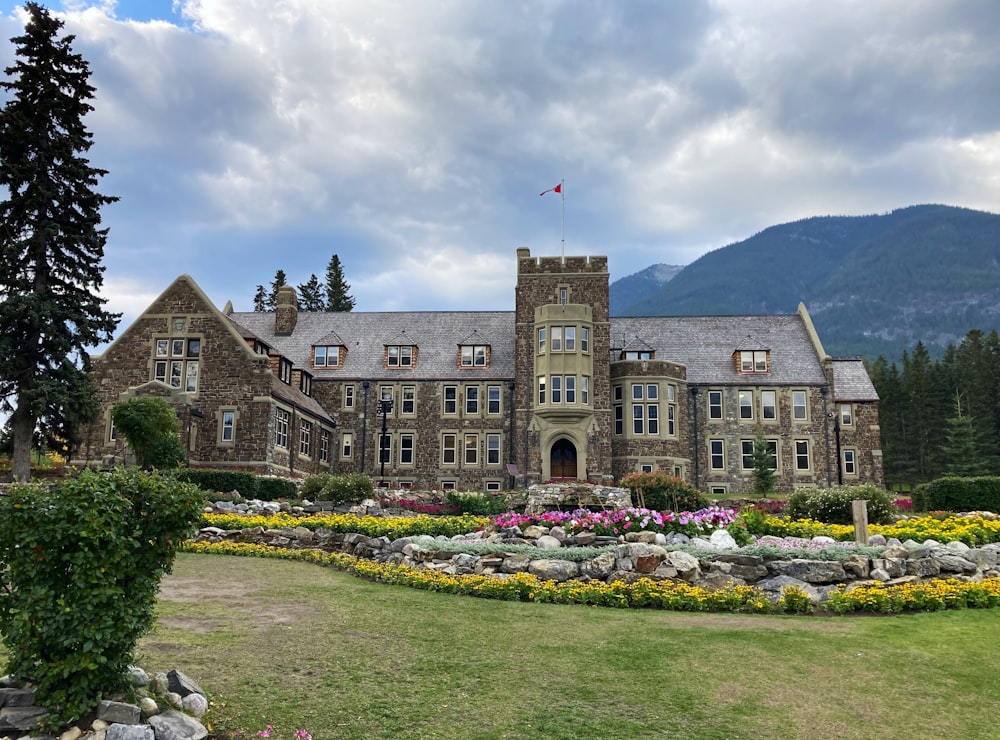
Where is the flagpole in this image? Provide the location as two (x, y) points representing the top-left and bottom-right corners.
(560, 179), (565, 260)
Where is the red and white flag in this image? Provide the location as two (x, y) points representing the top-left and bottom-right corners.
(539, 183), (562, 196)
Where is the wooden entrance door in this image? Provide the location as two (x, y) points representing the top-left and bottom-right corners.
(550, 439), (578, 480)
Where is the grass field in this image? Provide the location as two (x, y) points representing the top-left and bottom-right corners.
(130, 553), (1000, 740)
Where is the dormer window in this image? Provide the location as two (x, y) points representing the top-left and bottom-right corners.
(738, 350), (769, 374)
(300, 372), (312, 396)
(313, 345), (342, 368)
(278, 358), (292, 384)
(387, 345), (414, 367)
(460, 344), (489, 368)
(622, 350), (653, 360)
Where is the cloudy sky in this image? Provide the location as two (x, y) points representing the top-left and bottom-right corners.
(1, 0), (999, 329)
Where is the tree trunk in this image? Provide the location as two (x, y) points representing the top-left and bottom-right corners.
(9, 398), (34, 483)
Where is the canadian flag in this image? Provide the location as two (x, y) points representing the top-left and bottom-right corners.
(539, 183), (562, 196)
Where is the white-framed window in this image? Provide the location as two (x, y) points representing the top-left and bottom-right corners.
(647, 404), (659, 435)
(274, 408), (290, 449)
(740, 350), (768, 373)
(386, 345), (414, 367)
(464, 433), (479, 465)
(537, 327), (546, 353)
(795, 439), (810, 471)
(565, 376), (576, 404)
(792, 390), (808, 421)
(313, 345), (341, 367)
(710, 485), (727, 495)
(708, 390), (723, 420)
(442, 434), (457, 465)
(485, 480), (502, 492)
(666, 384), (676, 436)
(761, 390), (776, 421)
(299, 420), (312, 457)
(631, 383), (643, 401)
(581, 327), (589, 353)
(153, 335), (201, 391)
(443, 385), (457, 415)
(551, 375), (562, 404)
(739, 390), (754, 420)
(344, 385), (355, 409)
(278, 358), (292, 384)
(632, 403), (644, 434)
(710, 439), (725, 470)
(538, 376), (546, 405)
(341, 432), (353, 460)
(220, 409), (236, 444)
(840, 403), (853, 426)
(441, 480), (456, 491)
(487, 385), (501, 415)
(614, 404), (623, 436)
(559, 286), (568, 304)
(843, 449), (857, 476)
(582, 376), (590, 406)
(623, 350), (653, 360)
(742, 438), (777, 471)
(399, 434), (414, 465)
(640, 463), (654, 473)
(401, 386), (415, 415)
(551, 326), (562, 352)
(465, 386), (479, 414)
(460, 344), (488, 367)
(565, 327), (576, 351)
(319, 430), (329, 462)
(487, 433), (501, 465)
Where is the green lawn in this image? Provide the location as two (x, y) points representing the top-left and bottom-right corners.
(127, 553), (1000, 740)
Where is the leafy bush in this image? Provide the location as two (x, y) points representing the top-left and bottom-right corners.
(299, 473), (335, 500)
(0, 468), (204, 729)
(309, 473), (374, 505)
(619, 472), (707, 512)
(781, 485), (897, 525)
(257, 476), (298, 501)
(445, 491), (509, 516)
(111, 397), (185, 468)
(912, 476), (1000, 513)
(177, 469), (260, 498)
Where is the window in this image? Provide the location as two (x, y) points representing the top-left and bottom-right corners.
(443, 385), (457, 414)
(647, 384), (658, 400)
(843, 449), (857, 475)
(739, 390), (753, 420)
(742, 438), (777, 470)
(559, 287), (568, 304)
(379, 386), (393, 407)
(401, 386), (415, 415)
(538, 376), (546, 405)
(537, 327), (546, 353)
(565, 327), (576, 351)
(487, 433), (501, 465)
(710, 486), (728, 495)
(442, 434), (457, 465)
(551, 375), (562, 404)
(581, 327), (590, 353)
(441, 480), (456, 491)
(319, 430), (329, 462)
(153, 335), (201, 391)
(614, 404), (623, 435)
(299, 420), (312, 457)
(761, 390), (776, 421)
(220, 410), (235, 443)
(708, 390), (723, 420)
(582, 376), (590, 406)
(399, 434), (414, 465)
(840, 403), (853, 426)
(792, 390), (808, 421)
(341, 432), (353, 459)
(313, 345), (341, 367)
(565, 376), (576, 404)
(379, 434), (391, 464)
(487, 385), (501, 414)
(278, 358), (292, 384)
(485, 481), (501, 492)
(647, 404), (659, 435)
(632, 404), (644, 434)
(640, 463), (654, 473)
(551, 326), (562, 352)
(623, 350), (653, 360)
(464, 433), (479, 465)
(460, 344), (488, 367)
(344, 385), (355, 409)
(387, 345), (414, 367)
(795, 440), (810, 471)
(632, 383), (643, 401)
(710, 440), (725, 470)
(300, 373), (312, 396)
(465, 386), (479, 414)
(666, 384), (677, 436)
(739, 350), (768, 373)
(274, 408), (289, 448)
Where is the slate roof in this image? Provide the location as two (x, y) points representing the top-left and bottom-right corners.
(608, 315), (828, 386)
(831, 359), (880, 401)
(229, 311), (517, 381)
(270, 375), (336, 424)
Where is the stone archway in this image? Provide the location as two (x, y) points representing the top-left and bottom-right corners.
(550, 438), (578, 480)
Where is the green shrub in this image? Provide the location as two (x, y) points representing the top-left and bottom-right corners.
(310, 473), (374, 505)
(0, 468), (204, 729)
(176, 469), (260, 498)
(257, 476), (298, 501)
(912, 476), (1000, 512)
(619, 472), (707, 512)
(783, 485), (897, 525)
(445, 491), (509, 516)
(300, 473), (335, 500)
(111, 397), (184, 469)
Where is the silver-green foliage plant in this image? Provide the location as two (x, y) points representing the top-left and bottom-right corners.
(0, 468), (205, 729)
(783, 485), (897, 525)
(305, 472), (373, 505)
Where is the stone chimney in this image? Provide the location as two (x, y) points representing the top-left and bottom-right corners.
(274, 286), (298, 336)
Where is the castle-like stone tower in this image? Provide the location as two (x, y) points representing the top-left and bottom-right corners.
(513, 248), (612, 483)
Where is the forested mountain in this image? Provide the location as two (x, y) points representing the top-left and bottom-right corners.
(612, 205), (1000, 359)
(608, 263), (683, 311)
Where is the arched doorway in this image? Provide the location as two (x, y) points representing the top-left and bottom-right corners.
(550, 438), (578, 480)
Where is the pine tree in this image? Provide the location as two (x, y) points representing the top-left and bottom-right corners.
(297, 274), (325, 311)
(324, 253), (355, 311)
(751, 430), (775, 496)
(941, 392), (989, 477)
(266, 269), (287, 310)
(0, 3), (119, 482)
(252, 284), (267, 312)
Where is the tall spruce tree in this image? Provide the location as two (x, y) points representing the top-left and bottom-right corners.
(751, 430), (775, 496)
(252, 284), (267, 312)
(324, 253), (355, 311)
(0, 3), (119, 482)
(265, 269), (287, 310)
(297, 273), (325, 311)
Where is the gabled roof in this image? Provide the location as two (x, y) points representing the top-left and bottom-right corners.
(831, 359), (879, 401)
(270, 375), (336, 425)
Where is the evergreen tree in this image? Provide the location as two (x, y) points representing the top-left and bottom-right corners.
(0, 4), (119, 482)
(941, 392), (989, 477)
(324, 253), (355, 311)
(751, 430), (775, 496)
(266, 269), (287, 310)
(297, 274), (325, 311)
(252, 284), (267, 312)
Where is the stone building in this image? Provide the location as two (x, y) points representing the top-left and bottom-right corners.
(75, 248), (883, 493)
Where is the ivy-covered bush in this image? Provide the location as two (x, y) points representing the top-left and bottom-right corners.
(781, 485), (897, 525)
(111, 397), (186, 469)
(445, 491), (509, 516)
(257, 476), (298, 501)
(619, 472), (707, 513)
(304, 472), (374, 505)
(912, 476), (1000, 513)
(177, 469), (260, 498)
(0, 468), (204, 729)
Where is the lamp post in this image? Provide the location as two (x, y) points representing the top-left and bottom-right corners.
(377, 398), (393, 486)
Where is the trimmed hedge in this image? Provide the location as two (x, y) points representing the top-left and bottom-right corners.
(177, 469), (259, 498)
(912, 477), (1000, 513)
(257, 477), (298, 501)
